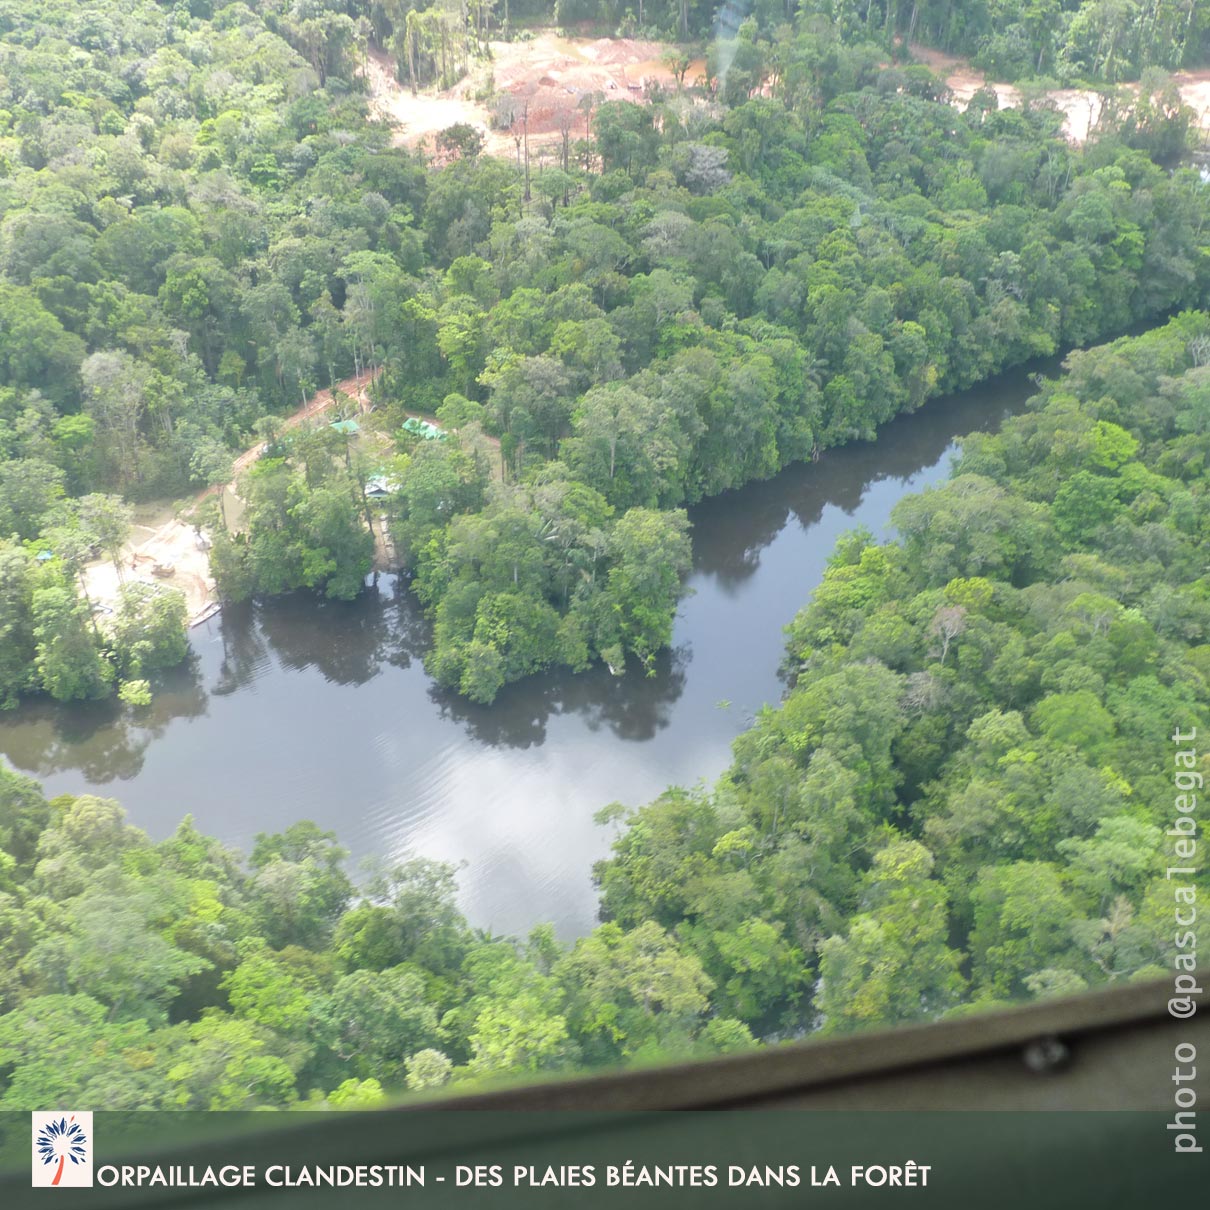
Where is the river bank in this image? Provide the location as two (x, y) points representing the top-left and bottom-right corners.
(0, 355), (1054, 939)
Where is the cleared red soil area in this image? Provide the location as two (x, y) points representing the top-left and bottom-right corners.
(365, 35), (704, 158)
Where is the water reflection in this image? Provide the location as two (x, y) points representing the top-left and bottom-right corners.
(431, 643), (692, 750)
(0, 655), (207, 783)
(208, 580), (432, 696)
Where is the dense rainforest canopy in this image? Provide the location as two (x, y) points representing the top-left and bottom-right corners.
(2, 316), (1207, 1107)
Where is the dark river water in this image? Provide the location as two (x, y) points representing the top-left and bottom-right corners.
(0, 365), (1049, 939)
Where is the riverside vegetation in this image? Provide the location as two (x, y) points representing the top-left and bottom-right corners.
(0, 3), (1208, 708)
(1, 316), (1208, 1107)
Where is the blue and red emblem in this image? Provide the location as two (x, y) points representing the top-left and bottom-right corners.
(35, 1115), (88, 1187)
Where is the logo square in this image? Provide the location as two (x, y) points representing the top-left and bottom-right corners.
(31, 1112), (94, 1188)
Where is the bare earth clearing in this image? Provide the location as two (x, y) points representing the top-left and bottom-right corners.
(911, 44), (1210, 144)
(83, 371), (378, 627)
(82, 511), (218, 628)
(363, 33), (1210, 154)
(365, 34), (704, 157)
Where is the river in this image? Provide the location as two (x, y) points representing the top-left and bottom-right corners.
(0, 363), (1050, 939)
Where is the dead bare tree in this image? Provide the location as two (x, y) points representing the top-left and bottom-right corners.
(556, 104), (574, 204)
(928, 605), (968, 666)
(523, 94), (531, 202)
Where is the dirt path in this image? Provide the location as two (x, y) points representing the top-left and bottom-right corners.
(911, 44), (1210, 144)
(230, 369), (379, 475)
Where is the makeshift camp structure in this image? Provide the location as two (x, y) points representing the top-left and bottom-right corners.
(401, 417), (446, 441)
